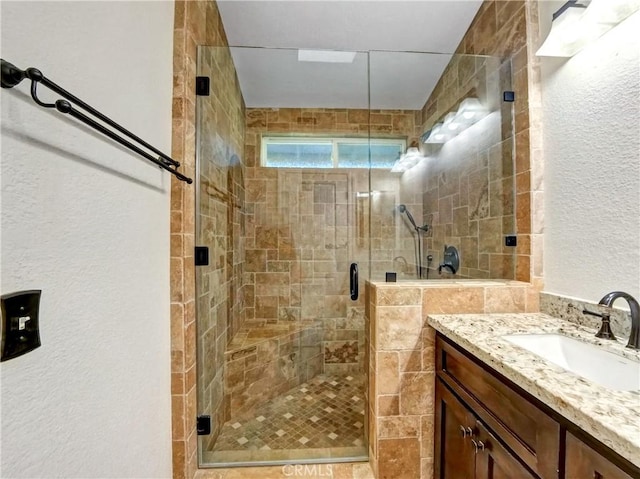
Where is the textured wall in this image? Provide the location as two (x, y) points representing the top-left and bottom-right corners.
(1, 2), (174, 477)
(541, 9), (640, 301)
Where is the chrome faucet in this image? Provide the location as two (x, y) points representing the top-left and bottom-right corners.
(597, 291), (640, 350)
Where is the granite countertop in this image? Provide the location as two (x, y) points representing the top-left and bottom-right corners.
(427, 312), (640, 468)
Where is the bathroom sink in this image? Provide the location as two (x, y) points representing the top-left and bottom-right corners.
(502, 333), (640, 391)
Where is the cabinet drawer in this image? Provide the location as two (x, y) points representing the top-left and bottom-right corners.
(436, 335), (560, 479)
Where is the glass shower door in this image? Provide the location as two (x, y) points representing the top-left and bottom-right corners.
(368, 51), (516, 281)
(195, 46), (371, 467)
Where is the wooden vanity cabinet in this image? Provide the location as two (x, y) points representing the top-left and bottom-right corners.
(435, 379), (536, 479)
(435, 334), (640, 479)
(565, 432), (635, 479)
(436, 335), (560, 479)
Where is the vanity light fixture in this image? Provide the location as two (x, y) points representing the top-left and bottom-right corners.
(422, 123), (452, 144)
(390, 143), (426, 173)
(536, 0), (640, 57)
(421, 97), (488, 145)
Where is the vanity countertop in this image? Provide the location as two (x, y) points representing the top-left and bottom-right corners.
(427, 312), (640, 468)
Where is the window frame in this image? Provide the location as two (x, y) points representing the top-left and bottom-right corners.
(260, 136), (406, 169)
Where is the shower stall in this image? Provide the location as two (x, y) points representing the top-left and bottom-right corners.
(195, 46), (515, 467)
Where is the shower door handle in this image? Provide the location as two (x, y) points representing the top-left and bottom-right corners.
(350, 263), (359, 301)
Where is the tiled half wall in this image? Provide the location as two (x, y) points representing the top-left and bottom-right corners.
(365, 279), (539, 479)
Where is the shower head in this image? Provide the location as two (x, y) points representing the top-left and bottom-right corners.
(397, 204), (418, 229)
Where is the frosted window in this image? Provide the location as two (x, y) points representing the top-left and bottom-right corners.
(262, 137), (405, 169)
(337, 143), (401, 169)
(265, 142), (333, 168)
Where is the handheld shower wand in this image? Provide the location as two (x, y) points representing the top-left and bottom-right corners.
(398, 204), (429, 232)
(398, 204), (418, 230)
(397, 204), (429, 278)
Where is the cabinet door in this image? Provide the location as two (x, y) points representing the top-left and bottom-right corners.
(474, 420), (537, 479)
(435, 379), (476, 479)
(437, 336), (560, 479)
(565, 432), (636, 479)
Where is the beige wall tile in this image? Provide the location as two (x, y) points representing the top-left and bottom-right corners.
(378, 395), (400, 416)
(398, 350), (422, 373)
(375, 287), (422, 306)
(376, 351), (400, 395)
(399, 372), (435, 416)
(377, 438), (421, 479)
(378, 415), (420, 438)
(420, 414), (435, 458)
(376, 306), (424, 350)
(422, 287), (485, 314)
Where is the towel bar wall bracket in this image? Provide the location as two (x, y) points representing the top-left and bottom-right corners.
(1, 59), (193, 184)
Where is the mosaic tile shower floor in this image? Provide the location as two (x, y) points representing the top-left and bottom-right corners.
(204, 374), (367, 463)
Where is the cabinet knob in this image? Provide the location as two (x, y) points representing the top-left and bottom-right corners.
(471, 439), (486, 453)
(459, 425), (474, 437)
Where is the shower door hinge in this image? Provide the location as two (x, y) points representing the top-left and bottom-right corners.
(196, 76), (210, 96)
(195, 246), (209, 266)
(197, 415), (211, 435)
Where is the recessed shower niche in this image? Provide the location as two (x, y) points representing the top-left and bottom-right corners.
(194, 46), (515, 467)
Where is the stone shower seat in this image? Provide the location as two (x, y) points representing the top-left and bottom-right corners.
(224, 320), (324, 417)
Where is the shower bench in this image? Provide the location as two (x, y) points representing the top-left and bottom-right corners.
(224, 320), (324, 417)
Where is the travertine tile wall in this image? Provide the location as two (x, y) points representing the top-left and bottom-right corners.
(413, 0), (542, 285)
(243, 108), (418, 377)
(416, 56), (517, 280)
(365, 279), (538, 479)
(245, 108), (420, 141)
(171, 1), (245, 477)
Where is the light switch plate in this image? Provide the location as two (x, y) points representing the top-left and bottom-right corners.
(1, 290), (42, 362)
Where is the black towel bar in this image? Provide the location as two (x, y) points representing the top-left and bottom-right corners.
(1, 59), (193, 184)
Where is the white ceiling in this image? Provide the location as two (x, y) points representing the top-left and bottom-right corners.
(217, 1), (483, 109)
